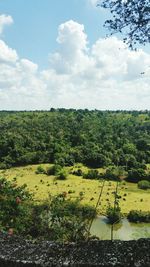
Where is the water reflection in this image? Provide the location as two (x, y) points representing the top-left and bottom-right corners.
(90, 216), (150, 240)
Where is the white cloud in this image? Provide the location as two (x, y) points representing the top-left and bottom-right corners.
(0, 17), (150, 110)
(0, 14), (13, 34)
(57, 20), (87, 50)
(19, 59), (38, 73)
(0, 40), (18, 63)
(49, 20), (89, 74)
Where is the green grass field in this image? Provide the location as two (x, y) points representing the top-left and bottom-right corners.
(0, 164), (150, 215)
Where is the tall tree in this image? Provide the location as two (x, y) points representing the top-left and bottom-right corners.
(100, 0), (150, 48)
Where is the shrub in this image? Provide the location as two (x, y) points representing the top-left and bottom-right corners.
(31, 194), (96, 241)
(138, 180), (150, 190)
(105, 166), (127, 181)
(0, 177), (32, 234)
(35, 165), (46, 174)
(46, 164), (62, 176)
(0, 176), (97, 241)
(56, 169), (68, 180)
(83, 169), (99, 179)
(127, 210), (150, 223)
(106, 205), (121, 224)
(127, 168), (148, 183)
(72, 168), (83, 176)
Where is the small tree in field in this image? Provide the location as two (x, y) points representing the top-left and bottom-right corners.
(106, 181), (121, 240)
(35, 165), (46, 174)
(106, 204), (121, 224)
(56, 169), (68, 180)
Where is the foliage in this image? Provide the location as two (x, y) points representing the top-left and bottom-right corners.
(127, 168), (149, 183)
(46, 164), (62, 176)
(72, 168), (83, 176)
(105, 166), (127, 181)
(1, 110), (150, 178)
(0, 177), (32, 234)
(127, 210), (150, 223)
(106, 204), (121, 224)
(27, 202), (52, 238)
(100, 0), (150, 48)
(83, 169), (100, 180)
(106, 180), (122, 224)
(0, 176), (96, 241)
(56, 169), (68, 180)
(35, 165), (46, 174)
(29, 194), (96, 241)
(138, 180), (150, 190)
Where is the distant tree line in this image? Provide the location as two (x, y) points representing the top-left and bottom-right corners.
(0, 109), (150, 182)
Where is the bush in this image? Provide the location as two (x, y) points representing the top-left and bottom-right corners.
(35, 165), (46, 174)
(0, 177), (32, 234)
(30, 194), (96, 241)
(127, 210), (150, 223)
(72, 168), (83, 176)
(127, 168), (148, 183)
(105, 166), (127, 181)
(46, 164), (62, 176)
(56, 169), (68, 180)
(106, 205), (121, 224)
(43, 194), (96, 242)
(83, 169), (99, 179)
(138, 180), (150, 190)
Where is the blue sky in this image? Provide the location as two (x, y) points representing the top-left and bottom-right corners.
(0, 0), (150, 110)
(0, 0), (108, 68)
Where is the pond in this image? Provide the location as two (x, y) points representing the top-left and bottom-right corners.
(90, 216), (150, 240)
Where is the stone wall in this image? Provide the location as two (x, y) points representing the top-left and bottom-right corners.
(0, 234), (150, 266)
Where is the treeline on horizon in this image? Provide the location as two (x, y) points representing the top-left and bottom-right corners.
(0, 109), (150, 174)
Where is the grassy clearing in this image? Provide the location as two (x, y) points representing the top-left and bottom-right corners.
(0, 164), (150, 215)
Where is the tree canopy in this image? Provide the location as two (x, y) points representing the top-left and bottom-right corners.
(0, 110), (150, 171)
(100, 0), (150, 48)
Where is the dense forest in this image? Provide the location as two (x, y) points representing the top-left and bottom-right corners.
(0, 109), (150, 173)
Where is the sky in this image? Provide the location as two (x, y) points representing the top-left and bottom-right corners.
(0, 0), (150, 110)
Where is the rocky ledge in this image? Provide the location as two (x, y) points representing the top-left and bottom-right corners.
(0, 234), (150, 266)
